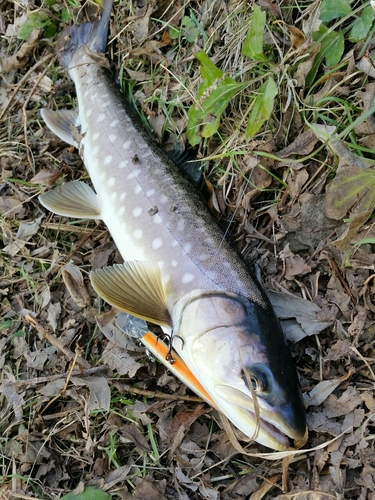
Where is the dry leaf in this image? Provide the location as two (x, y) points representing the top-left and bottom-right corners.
(0, 29), (40, 73)
(332, 211), (371, 251)
(306, 369), (354, 407)
(280, 243), (311, 279)
(62, 262), (90, 307)
(277, 130), (319, 157)
(30, 169), (64, 186)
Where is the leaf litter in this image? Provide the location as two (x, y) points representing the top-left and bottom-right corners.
(1, 0), (375, 498)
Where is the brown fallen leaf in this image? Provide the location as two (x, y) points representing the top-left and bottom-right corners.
(0, 29), (40, 73)
(323, 166), (375, 221)
(130, 0), (157, 44)
(168, 404), (208, 458)
(306, 369), (354, 407)
(277, 129), (319, 157)
(249, 473), (281, 500)
(29, 168), (64, 186)
(332, 211), (371, 251)
(62, 262), (90, 308)
(279, 243), (312, 280)
(132, 479), (167, 500)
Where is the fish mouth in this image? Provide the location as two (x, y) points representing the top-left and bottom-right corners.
(214, 384), (305, 450)
(227, 405), (301, 451)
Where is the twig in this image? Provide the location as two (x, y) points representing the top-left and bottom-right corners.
(324, 252), (357, 306)
(0, 53), (54, 121)
(2, 365), (107, 388)
(22, 57), (55, 169)
(115, 381), (206, 403)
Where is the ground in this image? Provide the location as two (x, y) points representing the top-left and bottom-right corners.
(1, 0), (375, 498)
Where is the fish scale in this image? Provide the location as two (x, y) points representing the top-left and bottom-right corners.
(39, 0), (306, 451)
(71, 57), (266, 306)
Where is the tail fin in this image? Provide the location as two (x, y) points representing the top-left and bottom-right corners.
(55, 0), (113, 68)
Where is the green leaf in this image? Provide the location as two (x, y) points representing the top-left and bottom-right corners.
(307, 25), (344, 85)
(181, 16), (199, 43)
(350, 6), (374, 42)
(0, 319), (13, 329)
(169, 26), (179, 39)
(195, 50), (223, 92)
(324, 166), (375, 220)
(242, 5), (267, 61)
(61, 7), (73, 24)
(60, 486), (111, 500)
(320, 0), (351, 22)
(324, 30), (344, 67)
(187, 51), (245, 146)
(246, 76), (277, 139)
(18, 11), (52, 40)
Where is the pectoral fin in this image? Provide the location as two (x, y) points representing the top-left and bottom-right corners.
(91, 262), (171, 326)
(39, 181), (101, 219)
(41, 109), (80, 147)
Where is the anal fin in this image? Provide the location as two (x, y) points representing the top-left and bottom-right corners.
(39, 181), (101, 219)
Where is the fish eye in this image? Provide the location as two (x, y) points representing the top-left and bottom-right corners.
(243, 366), (270, 394)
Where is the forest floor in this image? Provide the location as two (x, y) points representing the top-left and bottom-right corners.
(1, 0), (375, 498)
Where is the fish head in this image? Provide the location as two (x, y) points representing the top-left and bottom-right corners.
(171, 291), (306, 450)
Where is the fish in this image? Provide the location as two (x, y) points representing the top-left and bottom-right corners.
(39, 0), (306, 450)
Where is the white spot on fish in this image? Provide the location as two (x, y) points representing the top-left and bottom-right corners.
(182, 273), (194, 284)
(171, 240), (178, 247)
(119, 206), (125, 216)
(104, 155), (113, 165)
(153, 214), (163, 224)
(84, 90), (90, 98)
(99, 171), (105, 180)
(158, 260), (164, 269)
(160, 194), (168, 204)
(110, 119), (119, 128)
(107, 177), (115, 187)
(199, 254), (210, 261)
(97, 113), (105, 122)
(133, 207), (142, 217)
(171, 260), (177, 267)
(146, 189), (155, 197)
(123, 140), (131, 150)
(119, 160), (128, 169)
(92, 146), (99, 155)
(92, 132), (100, 141)
(120, 192), (126, 201)
(152, 238), (163, 250)
(109, 134), (117, 142)
(184, 243), (192, 253)
(134, 229), (143, 239)
(134, 185), (142, 195)
(86, 109), (92, 118)
(162, 274), (171, 285)
(177, 220), (185, 232)
(127, 169), (141, 179)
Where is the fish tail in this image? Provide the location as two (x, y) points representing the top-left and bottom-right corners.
(55, 0), (113, 68)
